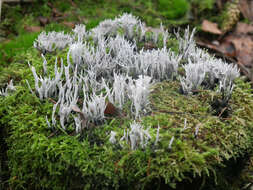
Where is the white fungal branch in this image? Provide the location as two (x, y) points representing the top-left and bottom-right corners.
(109, 131), (117, 144)
(27, 13), (241, 140)
(82, 89), (107, 123)
(180, 60), (206, 94)
(168, 136), (175, 150)
(73, 24), (87, 43)
(127, 75), (152, 118)
(218, 78), (235, 102)
(57, 83), (79, 130)
(133, 48), (180, 81)
(0, 80), (16, 97)
(90, 13), (142, 42)
(34, 31), (73, 53)
(102, 73), (128, 109)
(175, 26), (196, 60)
(67, 42), (85, 69)
(129, 122), (151, 150)
(28, 57), (64, 100)
(74, 115), (82, 134)
(117, 122), (151, 150)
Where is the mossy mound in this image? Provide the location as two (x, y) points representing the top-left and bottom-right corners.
(1, 47), (253, 189)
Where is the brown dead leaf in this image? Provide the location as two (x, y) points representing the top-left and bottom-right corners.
(226, 35), (253, 67)
(38, 16), (50, 26)
(62, 21), (75, 28)
(104, 102), (117, 115)
(197, 21), (253, 84)
(220, 41), (236, 57)
(24, 26), (42, 33)
(224, 22), (253, 67)
(201, 20), (222, 35)
(198, 21), (253, 67)
(235, 22), (253, 35)
(239, 0), (253, 22)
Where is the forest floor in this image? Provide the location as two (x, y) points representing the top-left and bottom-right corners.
(1, 0), (253, 85)
(1, 0), (253, 189)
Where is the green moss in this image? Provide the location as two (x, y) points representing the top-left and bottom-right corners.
(1, 43), (253, 189)
(191, 0), (215, 12)
(158, 0), (189, 19)
(189, 0), (219, 27)
(0, 33), (39, 65)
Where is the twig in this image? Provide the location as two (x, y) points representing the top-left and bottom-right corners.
(218, 107), (227, 118)
(48, 98), (57, 104)
(47, 131), (59, 138)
